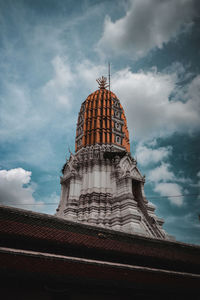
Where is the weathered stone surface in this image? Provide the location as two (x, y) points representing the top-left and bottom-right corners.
(56, 145), (169, 239)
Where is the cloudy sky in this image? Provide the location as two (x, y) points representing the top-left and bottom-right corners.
(0, 0), (200, 244)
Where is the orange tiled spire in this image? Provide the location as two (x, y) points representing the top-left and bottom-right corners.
(75, 77), (130, 152)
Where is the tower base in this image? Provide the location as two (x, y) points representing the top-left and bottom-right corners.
(56, 145), (169, 239)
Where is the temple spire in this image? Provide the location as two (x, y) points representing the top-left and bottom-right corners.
(57, 78), (169, 240)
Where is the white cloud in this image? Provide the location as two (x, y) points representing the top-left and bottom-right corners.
(154, 182), (184, 206)
(112, 68), (200, 140)
(149, 163), (175, 182)
(187, 75), (200, 113)
(0, 54), (78, 168)
(98, 0), (195, 58)
(136, 144), (172, 166)
(42, 56), (75, 108)
(0, 168), (43, 211)
(0, 83), (32, 140)
(0, 81), (45, 143)
(76, 60), (108, 92)
(147, 162), (192, 205)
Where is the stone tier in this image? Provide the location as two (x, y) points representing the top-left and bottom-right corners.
(56, 145), (169, 239)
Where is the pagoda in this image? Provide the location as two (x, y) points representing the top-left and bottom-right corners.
(56, 77), (169, 239)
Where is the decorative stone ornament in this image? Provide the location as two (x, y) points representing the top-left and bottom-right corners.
(56, 80), (169, 239)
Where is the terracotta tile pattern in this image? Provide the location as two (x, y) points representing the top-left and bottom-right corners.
(75, 88), (130, 152)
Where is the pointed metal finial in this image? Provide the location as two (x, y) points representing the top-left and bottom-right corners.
(96, 76), (109, 89)
(108, 62), (111, 91)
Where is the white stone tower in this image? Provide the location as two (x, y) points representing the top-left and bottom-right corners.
(56, 77), (169, 239)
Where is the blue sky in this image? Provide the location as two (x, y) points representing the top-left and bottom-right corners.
(0, 0), (200, 244)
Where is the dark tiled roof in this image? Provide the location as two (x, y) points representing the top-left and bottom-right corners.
(0, 205), (200, 292)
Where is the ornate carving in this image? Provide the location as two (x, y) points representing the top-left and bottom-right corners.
(58, 144), (167, 240)
(96, 76), (109, 89)
(131, 168), (142, 180)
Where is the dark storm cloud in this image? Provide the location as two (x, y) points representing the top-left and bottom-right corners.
(98, 0), (196, 58)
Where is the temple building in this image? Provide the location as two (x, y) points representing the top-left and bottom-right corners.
(56, 76), (169, 240)
(0, 76), (200, 299)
